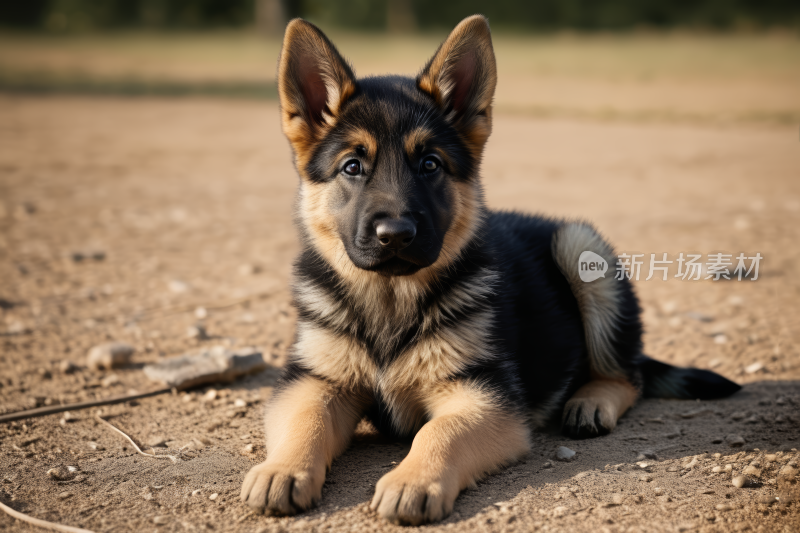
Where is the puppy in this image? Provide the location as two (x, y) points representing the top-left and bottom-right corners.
(240, 15), (740, 525)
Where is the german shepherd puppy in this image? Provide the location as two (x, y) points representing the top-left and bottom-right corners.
(241, 15), (740, 525)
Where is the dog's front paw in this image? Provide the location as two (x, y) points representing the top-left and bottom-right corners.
(562, 397), (617, 439)
(370, 465), (458, 525)
(240, 461), (322, 515)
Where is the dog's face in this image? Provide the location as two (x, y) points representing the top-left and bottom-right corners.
(278, 16), (496, 279)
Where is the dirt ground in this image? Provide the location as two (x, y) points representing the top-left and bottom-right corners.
(0, 95), (799, 533)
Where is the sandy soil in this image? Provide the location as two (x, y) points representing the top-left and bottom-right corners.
(0, 96), (799, 533)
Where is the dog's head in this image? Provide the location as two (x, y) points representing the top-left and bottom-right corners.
(279, 15), (496, 280)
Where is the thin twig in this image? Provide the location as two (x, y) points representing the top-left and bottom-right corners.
(94, 415), (178, 464)
(0, 388), (171, 424)
(0, 499), (95, 533)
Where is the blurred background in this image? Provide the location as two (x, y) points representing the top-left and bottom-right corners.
(1, 0), (799, 123)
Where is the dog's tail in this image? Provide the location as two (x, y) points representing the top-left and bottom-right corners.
(639, 355), (741, 399)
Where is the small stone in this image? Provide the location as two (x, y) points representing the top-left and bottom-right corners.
(612, 494), (624, 505)
(542, 461), (552, 469)
(187, 325), (208, 340)
(716, 503), (733, 512)
(101, 374), (120, 388)
(636, 450), (658, 460)
(87, 441), (105, 451)
(778, 465), (798, 480)
(744, 415), (759, 424)
(743, 465), (762, 477)
(639, 475), (653, 482)
(554, 446), (576, 462)
(552, 506), (568, 518)
(209, 493), (218, 501)
(242, 444), (254, 454)
(47, 466), (78, 481)
(776, 396), (787, 406)
(697, 489), (715, 495)
(59, 360), (78, 373)
(653, 487), (664, 496)
(667, 465), (680, 472)
(38, 368), (52, 380)
(168, 280), (189, 293)
(153, 516), (169, 525)
(58, 491), (73, 500)
(234, 398), (247, 408)
(195, 307), (208, 319)
(713, 334), (728, 344)
(757, 496), (778, 505)
(143, 491), (154, 501)
(191, 489), (202, 496)
(238, 263), (261, 276)
(87, 342), (134, 370)
(730, 411), (747, 421)
(744, 362), (763, 374)
(203, 389), (218, 401)
(732, 475), (754, 488)
(726, 434), (745, 447)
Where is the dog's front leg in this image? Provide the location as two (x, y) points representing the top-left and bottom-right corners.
(241, 375), (366, 514)
(370, 381), (530, 525)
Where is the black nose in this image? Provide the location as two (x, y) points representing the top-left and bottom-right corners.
(375, 218), (416, 250)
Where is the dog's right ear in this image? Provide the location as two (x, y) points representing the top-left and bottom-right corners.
(278, 19), (356, 169)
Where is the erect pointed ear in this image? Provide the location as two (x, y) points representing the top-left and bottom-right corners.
(278, 19), (356, 167)
(417, 15), (497, 153)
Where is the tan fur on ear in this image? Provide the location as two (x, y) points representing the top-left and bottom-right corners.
(417, 15), (497, 160)
(279, 19), (357, 172)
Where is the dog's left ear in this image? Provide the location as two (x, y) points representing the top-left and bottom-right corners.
(278, 19), (357, 169)
(417, 15), (497, 151)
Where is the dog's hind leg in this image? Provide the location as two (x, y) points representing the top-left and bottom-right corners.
(562, 378), (638, 438)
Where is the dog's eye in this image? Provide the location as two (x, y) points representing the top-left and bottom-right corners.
(343, 160), (361, 176)
(421, 156), (440, 175)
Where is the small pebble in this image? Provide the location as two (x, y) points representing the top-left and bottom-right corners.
(636, 450), (658, 460)
(730, 411), (747, 421)
(716, 503), (733, 512)
(726, 434), (745, 447)
(554, 446), (576, 462)
(732, 475), (753, 488)
(59, 360), (78, 373)
(233, 398), (247, 408)
(242, 444), (254, 454)
(58, 491), (73, 500)
(697, 489), (715, 495)
(639, 475), (653, 482)
(653, 487), (664, 496)
(47, 466), (78, 481)
(168, 280), (189, 293)
(191, 489), (202, 496)
(542, 461), (552, 469)
(743, 465), (762, 477)
(744, 362), (763, 374)
(87, 441), (105, 451)
(153, 516), (169, 525)
(203, 389), (218, 401)
(101, 374), (120, 388)
(187, 325), (208, 340)
(209, 493), (218, 501)
(87, 342), (134, 370)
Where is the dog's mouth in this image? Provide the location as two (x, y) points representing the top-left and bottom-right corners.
(367, 254), (423, 277)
